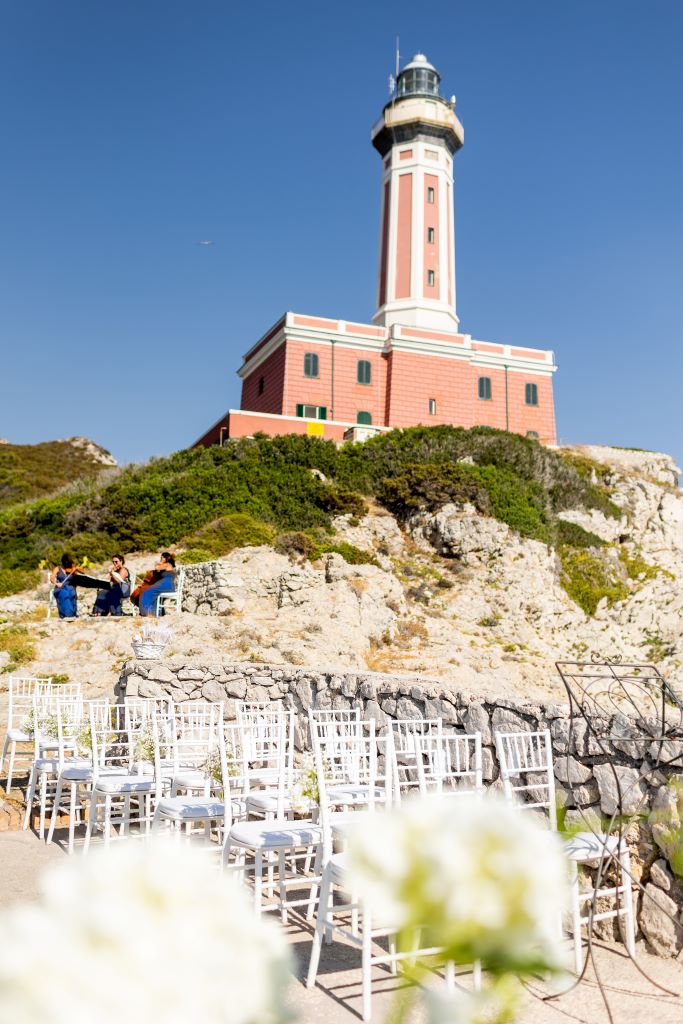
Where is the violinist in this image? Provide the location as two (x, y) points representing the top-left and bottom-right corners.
(50, 554), (78, 618)
(132, 552), (176, 617)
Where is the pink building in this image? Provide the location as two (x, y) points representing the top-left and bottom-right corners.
(195, 54), (557, 449)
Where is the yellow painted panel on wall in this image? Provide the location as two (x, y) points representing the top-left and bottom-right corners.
(306, 422), (325, 436)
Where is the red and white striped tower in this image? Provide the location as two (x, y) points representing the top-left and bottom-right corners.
(372, 54), (464, 332)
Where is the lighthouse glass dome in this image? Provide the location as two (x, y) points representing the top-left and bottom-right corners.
(396, 53), (441, 98)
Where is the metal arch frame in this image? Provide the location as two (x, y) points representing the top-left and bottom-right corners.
(545, 657), (683, 1021)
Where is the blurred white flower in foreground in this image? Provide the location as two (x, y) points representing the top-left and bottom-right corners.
(346, 795), (569, 976)
(0, 840), (292, 1024)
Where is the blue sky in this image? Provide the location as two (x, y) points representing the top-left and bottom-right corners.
(1, 1), (682, 468)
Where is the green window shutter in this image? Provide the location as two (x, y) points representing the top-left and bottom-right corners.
(318, 406), (327, 420)
(356, 411), (372, 425)
(296, 404), (304, 417)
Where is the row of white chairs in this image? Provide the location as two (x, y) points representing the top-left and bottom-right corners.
(4, 686), (636, 1021)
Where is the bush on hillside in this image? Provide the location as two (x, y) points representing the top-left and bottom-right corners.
(0, 427), (621, 583)
(0, 439), (114, 509)
(177, 514), (276, 564)
(559, 547), (629, 616)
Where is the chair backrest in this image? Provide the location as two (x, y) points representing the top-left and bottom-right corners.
(312, 720), (394, 859)
(90, 702), (156, 791)
(494, 729), (557, 830)
(175, 568), (186, 600)
(52, 697), (87, 768)
(7, 676), (52, 728)
(389, 717), (443, 796)
(49, 682), (82, 702)
(123, 696), (175, 732)
(412, 730), (483, 800)
(168, 702), (222, 774)
(236, 700), (283, 724)
(308, 707), (362, 756)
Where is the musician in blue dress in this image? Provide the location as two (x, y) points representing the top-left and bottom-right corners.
(135, 552), (176, 616)
(50, 554), (78, 618)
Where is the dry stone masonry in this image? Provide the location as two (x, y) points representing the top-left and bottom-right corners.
(118, 658), (683, 957)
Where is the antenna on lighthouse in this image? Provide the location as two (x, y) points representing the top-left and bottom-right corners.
(395, 36), (400, 79)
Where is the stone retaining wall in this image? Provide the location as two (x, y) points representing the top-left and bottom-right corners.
(117, 658), (683, 957)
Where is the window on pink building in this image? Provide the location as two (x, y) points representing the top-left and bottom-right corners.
(357, 411), (372, 425)
(427, 187), (435, 204)
(304, 353), (319, 378)
(429, 398), (436, 415)
(427, 226), (435, 243)
(427, 270), (435, 287)
(525, 383), (539, 406)
(357, 360), (372, 385)
(478, 376), (492, 401)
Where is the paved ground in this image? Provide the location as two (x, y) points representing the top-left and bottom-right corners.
(1, 831), (682, 1023)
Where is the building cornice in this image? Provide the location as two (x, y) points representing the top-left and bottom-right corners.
(236, 311), (558, 381)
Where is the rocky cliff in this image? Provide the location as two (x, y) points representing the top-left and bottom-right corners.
(4, 444), (681, 706)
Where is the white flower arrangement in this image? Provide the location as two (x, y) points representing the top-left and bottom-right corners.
(346, 795), (569, 1021)
(0, 840), (292, 1024)
(21, 709), (59, 741)
(132, 623), (175, 659)
(290, 752), (321, 815)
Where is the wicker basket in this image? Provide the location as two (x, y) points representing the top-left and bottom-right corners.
(131, 640), (168, 660)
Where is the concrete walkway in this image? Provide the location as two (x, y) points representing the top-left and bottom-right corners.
(2, 832), (682, 1023)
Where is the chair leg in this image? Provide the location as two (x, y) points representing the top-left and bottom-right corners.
(388, 935), (398, 977)
(103, 794), (112, 847)
(0, 734), (8, 777)
(254, 850), (263, 914)
(279, 849), (288, 924)
(620, 851), (637, 959)
(68, 783), (78, 854)
(38, 773), (48, 840)
(306, 864), (332, 989)
(83, 790), (97, 855)
(361, 904), (373, 1023)
(7, 742), (17, 795)
(569, 863), (583, 974)
(47, 777), (63, 844)
(23, 765), (38, 830)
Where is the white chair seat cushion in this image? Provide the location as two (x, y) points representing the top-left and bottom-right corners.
(327, 784), (385, 805)
(173, 769), (210, 789)
(156, 796), (226, 820)
(94, 775), (154, 794)
(8, 728), (30, 742)
(61, 763), (120, 782)
(228, 818), (322, 850)
(246, 792), (291, 815)
(563, 831), (620, 862)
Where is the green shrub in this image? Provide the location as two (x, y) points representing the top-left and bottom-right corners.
(178, 514), (276, 563)
(378, 463), (490, 518)
(275, 532), (317, 559)
(377, 461), (550, 543)
(555, 520), (606, 548)
(0, 439), (114, 509)
(0, 624), (35, 672)
(559, 547), (629, 616)
(310, 541), (378, 566)
(0, 568), (40, 598)
(619, 548), (672, 582)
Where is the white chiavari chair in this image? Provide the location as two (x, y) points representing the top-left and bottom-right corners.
(495, 729), (636, 973)
(1, 676), (52, 792)
(83, 702), (161, 853)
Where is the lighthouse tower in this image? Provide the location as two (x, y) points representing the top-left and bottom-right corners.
(372, 53), (464, 333)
